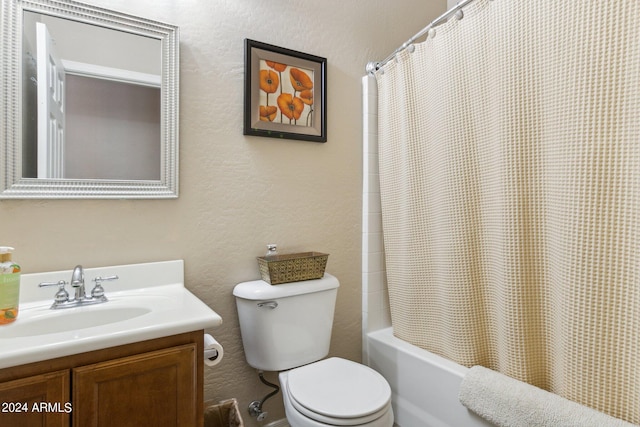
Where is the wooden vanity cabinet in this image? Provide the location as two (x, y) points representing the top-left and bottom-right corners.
(0, 370), (70, 427)
(0, 330), (204, 427)
(73, 343), (198, 426)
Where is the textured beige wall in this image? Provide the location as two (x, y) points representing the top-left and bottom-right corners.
(1, 0), (444, 424)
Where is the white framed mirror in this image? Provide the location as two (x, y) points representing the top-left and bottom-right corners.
(1, 0), (179, 198)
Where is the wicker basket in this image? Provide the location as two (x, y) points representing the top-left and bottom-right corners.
(257, 252), (329, 285)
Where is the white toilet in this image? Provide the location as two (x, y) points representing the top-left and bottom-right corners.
(234, 273), (394, 427)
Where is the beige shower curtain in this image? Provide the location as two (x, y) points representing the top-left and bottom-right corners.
(376, 0), (639, 423)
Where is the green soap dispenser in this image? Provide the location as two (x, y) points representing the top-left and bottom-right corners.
(0, 247), (20, 324)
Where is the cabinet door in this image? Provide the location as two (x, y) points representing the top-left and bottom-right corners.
(72, 343), (197, 427)
(0, 370), (70, 427)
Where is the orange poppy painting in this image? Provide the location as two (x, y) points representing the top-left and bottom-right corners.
(245, 39), (327, 143)
(259, 60), (315, 127)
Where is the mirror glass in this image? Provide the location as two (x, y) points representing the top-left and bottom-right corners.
(1, 0), (179, 198)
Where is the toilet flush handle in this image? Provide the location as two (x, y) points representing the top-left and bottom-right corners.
(257, 301), (278, 309)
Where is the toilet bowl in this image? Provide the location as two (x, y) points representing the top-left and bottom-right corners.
(279, 358), (394, 427)
(234, 274), (394, 426)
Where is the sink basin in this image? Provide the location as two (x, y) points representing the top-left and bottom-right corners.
(0, 306), (151, 339)
(0, 260), (223, 370)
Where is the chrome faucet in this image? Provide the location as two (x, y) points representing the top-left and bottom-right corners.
(70, 265), (86, 301)
(39, 265), (118, 309)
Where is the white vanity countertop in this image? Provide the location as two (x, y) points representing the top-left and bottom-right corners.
(0, 260), (222, 370)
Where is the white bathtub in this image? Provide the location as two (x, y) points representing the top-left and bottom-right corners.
(367, 327), (492, 427)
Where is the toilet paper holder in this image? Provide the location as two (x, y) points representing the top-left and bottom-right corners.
(204, 334), (224, 367)
(204, 347), (219, 361)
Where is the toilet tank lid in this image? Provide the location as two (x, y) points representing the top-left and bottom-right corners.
(233, 273), (339, 300)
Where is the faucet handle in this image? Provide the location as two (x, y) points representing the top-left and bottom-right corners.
(93, 275), (119, 283)
(39, 280), (67, 287)
(91, 275), (118, 298)
(39, 280), (70, 304)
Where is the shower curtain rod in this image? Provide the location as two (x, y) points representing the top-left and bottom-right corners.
(366, 0), (482, 74)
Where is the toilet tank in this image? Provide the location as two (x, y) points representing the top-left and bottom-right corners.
(233, 274), (339, 371)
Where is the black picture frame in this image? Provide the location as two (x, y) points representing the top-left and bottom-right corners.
(244, 39), (327, 143)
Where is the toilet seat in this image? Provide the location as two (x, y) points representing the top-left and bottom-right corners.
(285, 357), (392, 426)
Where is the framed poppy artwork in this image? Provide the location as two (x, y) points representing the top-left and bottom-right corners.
(244, 39), (327, 143)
